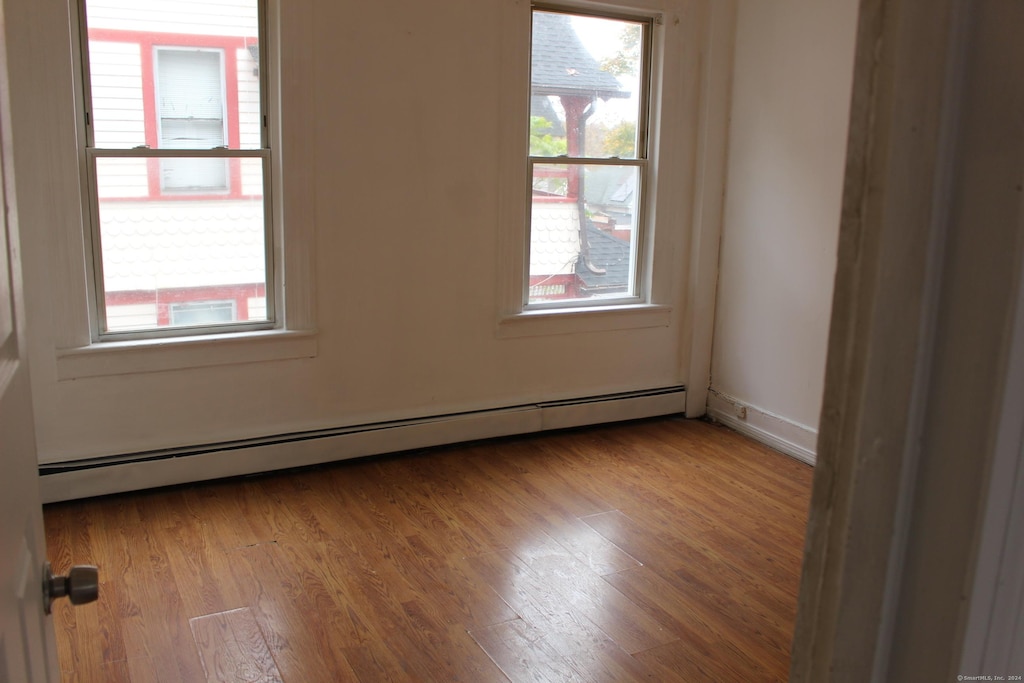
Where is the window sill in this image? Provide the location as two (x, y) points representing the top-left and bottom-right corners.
(55, 329), (317, 380)
(497, 304), (672, 338)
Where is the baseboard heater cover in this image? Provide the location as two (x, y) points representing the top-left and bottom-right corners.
(38, 386), (686, 502)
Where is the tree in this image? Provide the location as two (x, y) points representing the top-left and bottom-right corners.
(530, 116), (567, 156)
(603, 121), (636, 158)
(600, 24), (641, 77)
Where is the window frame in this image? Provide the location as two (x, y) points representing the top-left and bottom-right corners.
(523, 4), (657, 311)
(75, 0), (276, 342)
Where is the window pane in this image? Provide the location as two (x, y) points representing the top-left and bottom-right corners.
(84, 0), (260, 149)
(529, 163), (640, 304)
(95, 156), (268, 332)
(169, 301), (237, 326)
(530, 11), (643, 159)
(160, 155), (229, 192)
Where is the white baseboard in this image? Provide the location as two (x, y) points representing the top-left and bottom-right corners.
(706, 390), (817, 465)
(39, 387), (687, 502)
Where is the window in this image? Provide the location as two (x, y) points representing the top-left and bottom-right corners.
(78, 0), (272, 338)
(155, 48), (228, 192)
(169, 301), (236, 326)
(526, 7), (652, 307)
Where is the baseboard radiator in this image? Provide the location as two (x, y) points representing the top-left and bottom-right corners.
(38, 386), (686, 503)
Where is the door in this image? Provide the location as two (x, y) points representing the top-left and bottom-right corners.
(0, 0), (60, 680)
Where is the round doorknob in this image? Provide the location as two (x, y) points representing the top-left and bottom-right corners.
(43, 562), (99, 614)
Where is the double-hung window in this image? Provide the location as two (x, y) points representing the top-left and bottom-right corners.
(78, 0), (272, 338)
(526, 6), (653, 307)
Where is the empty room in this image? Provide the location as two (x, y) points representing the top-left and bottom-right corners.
(2, 0), (1022, 681)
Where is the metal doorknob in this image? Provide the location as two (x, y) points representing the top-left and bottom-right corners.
(43, 562), (98, 614)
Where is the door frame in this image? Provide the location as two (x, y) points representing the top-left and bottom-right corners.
(790, 0), (1024, 679)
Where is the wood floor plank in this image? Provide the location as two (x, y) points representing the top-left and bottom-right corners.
(290, 540), (428, 683)
(604, 564), (786, 679)
(582, 508), (796, 669)
(470, 618), (587, 683)
(455, 455), (642, 576)
(505, 533), (675, 653)
(190, 608), (283, 683)
(44, 417), (813, 683)
(119, 503), (206, 683)
(390, 533), (519, 629)
(466, 548), (674, 656)
(230, 541), (361, 682)
(180, 480), (277, 552)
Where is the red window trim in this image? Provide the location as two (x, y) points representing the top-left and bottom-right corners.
(88, 28), (259, 202)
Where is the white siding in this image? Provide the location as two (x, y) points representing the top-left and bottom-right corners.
(95, 158), (148, 198)
(237, 51), (263, 195)
(88, 40), (145, 148)
(98, 199), (265, 291)
(236, 47), (261, 149)
(106, 304), (158, 331)
(530, 202), (581, 276)
(239, 157), (263, 198)
(247, 296), (266, 320)
(86, 0), (258, 38)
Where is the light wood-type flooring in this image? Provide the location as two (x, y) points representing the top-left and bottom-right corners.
(44, 416), (814, 682)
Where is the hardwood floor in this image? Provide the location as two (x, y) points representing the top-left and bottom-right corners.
(43, 417), (814, 683)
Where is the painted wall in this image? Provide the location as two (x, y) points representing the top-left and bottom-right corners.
(5, 0), (716, 466)
(708, 0), (859, 460)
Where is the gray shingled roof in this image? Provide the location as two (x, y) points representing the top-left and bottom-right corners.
(576, 223), (630, 292)
(531, 12), (628, 100)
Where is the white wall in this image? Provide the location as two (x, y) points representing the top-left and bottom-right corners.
(4, 0), (721, 475)
(708, 0), (859, 461)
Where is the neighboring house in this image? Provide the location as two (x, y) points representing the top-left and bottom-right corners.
(85, 0), (265, 330)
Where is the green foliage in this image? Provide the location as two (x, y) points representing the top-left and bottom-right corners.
(603, 121), (636, 158)
(530, 116), (567, 156)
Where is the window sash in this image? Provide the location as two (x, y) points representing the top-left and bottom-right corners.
(525, 157), (648, 307)
(84, 148), (275, 340)
(529, 6), (654, 163)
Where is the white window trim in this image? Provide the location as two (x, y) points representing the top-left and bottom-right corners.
(497, 0), (680, 335)
(52, 0), (317, 379)
(56, 328), (316, 379)
(497, 303), (672, 338)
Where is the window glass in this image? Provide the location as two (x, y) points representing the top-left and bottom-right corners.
(529, 164), (639, 301)
(83, 2), (261, 151)
(156, 48), (228, 190)
(527, 9), (649, 307)
(169, 301), (237, 326)
(530, 12), (643, 159)
(95, 157), (268, 332)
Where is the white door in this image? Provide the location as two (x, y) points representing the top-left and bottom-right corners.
(0, 1), (60, 680)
